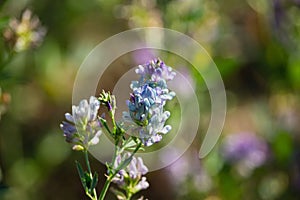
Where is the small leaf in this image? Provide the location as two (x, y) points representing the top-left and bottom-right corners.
(114, 157), (132, 175)
(99, 117), (113, 136)
(83, 172), (92, 193)
(90, 172), (98, 190)
(76, 161), (87, 188)
(126, 147), (145, 151)
(123, 139), (136, 149)
(111, 142), (142, 178)
(75, 161), (85, 179)
(84, 172), (92, 185)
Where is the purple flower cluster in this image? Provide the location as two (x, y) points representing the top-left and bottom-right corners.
(134, 58), (176, 84)
(60, 96), (102, 150)
(112, 153), (149, 193)
(123, 59), (176, 146)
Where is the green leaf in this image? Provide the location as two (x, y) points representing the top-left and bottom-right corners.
(83, 172), (92, 193)
(75, 161), (85, 180)
(113, 143), (142, 176)
(126, 146), (145, 151)
(115, 157), (132, 174)
(99, 117), (113, 136)
(123, 139), (136, 149)
(76, 161), (94, 195)
(90, 172), (98, 190)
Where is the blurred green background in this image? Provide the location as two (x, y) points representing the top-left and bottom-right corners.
(0, 0), (300, 199)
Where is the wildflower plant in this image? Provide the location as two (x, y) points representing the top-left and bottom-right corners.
(60, 58), (176, 200)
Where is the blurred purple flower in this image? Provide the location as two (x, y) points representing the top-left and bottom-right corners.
(167, 150), (212, 193)
(221, 132), (268, 176)
(3, 9), (46, 52)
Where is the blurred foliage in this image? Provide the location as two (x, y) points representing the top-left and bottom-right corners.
(0, 0), (300, 199)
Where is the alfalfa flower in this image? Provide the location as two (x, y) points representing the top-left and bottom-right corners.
(135, 58), (176, 83)
(3, 9), (46, 52)
(112, 153), (149, 196)
(60, 96), (102, 151)
(122, 58), (176, 146)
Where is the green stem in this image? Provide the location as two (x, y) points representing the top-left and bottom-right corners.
(99, 142), (118, 200)
(84, 150), (92, 174)
(85, 150), (98, 200)
(100, 118), (112, 136)
(111, 140), (119, 169)
(98, 176), (111, 200)
(126, 185), (134, 200)
(126, 192), (133, 200)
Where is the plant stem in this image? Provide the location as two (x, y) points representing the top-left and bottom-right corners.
(126, 189), (133, 200)
(98, 143), (118, 200)
(98, 176), (111, 200)
(126, 193), (132, 200)
(84, 150), (92, 172)
(85, 150), (98, 200)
